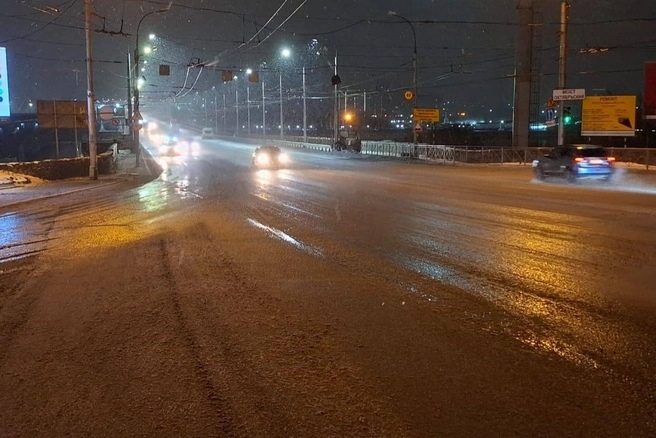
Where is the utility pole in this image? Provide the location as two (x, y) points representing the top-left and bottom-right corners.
(512, 0), (533, 150)
(235, 88), (239, 134)
(262, 81), (266, 139)
(223, 93), (227, 134)
(214, 94), (218, 133)
(302, 66), (307, 143)
(126, 48), (132, 142)
(247, 85), (251, 136)
(557, 0), (570, 146)
(279, 72), (284, 139)
(333, 52), (339, 147)
(84, 0), (98, 179)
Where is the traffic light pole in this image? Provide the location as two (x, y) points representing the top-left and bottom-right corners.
(557, 1), (569, 146)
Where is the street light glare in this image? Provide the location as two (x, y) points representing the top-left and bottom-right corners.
(246, 68), (253, 75)
(281, 48), (291, 58)
(143, 46), (152, 55)
(149, 34), (156, 40)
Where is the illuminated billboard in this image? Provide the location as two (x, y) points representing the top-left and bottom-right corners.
(0, 47), (9, 118)
(645, 62), (656, 120)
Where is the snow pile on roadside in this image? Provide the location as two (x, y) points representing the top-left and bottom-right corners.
(0, 169), (45, 187)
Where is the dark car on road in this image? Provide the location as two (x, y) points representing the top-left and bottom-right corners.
(252, 146), (289, 169)
(533, 145), (616, 182)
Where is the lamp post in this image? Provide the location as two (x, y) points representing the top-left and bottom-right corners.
(246, 69), (252, 136)
(388, 11), (418, 144)
(279, 48), (291, 139)
(132, 4), (171, 167)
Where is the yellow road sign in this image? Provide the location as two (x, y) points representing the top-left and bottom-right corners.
(413, 107), (440, 123)
(404, 90), (414, 101)
(581, 96), (636, 137)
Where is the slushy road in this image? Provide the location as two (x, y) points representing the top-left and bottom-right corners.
(1, 132), (655, 437)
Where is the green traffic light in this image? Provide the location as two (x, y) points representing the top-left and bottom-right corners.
(564, 115), (573, 125)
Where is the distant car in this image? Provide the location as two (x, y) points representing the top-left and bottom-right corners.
(159, 136), (181, 156)
(159, 136), (199, 157)
(533, 145), (616, 182)
(201, 127), (214, 139)
(252, 146), (289, 169)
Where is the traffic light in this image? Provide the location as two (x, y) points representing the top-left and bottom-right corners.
(563, 106), (572, 125)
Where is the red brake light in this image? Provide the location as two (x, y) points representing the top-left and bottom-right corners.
(574, 157), (584, 162)
(606, 156), (616, 162)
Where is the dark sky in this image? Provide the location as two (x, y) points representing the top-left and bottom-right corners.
(1, 0), (655, 118)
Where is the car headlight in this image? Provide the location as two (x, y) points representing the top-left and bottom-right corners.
(257, 154), (270, 165)
(278, 153), (289, 163)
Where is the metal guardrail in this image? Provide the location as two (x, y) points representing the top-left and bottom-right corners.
(178, 122), (653, 169)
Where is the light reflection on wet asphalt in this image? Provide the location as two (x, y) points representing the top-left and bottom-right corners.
(4, 130), (656, 389)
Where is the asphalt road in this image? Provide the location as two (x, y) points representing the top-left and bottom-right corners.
(1, 131), (655, 437)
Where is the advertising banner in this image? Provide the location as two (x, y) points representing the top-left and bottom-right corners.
(581, 96), (636, 137)
(0, 48), (10, 118)
(644, 62), (656, 120)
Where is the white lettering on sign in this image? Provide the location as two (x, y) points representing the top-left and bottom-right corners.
(553, 89), (586, 101)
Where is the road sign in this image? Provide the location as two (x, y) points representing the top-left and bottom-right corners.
(99, 106), (114, 121)
(133, 110), (143, 121)
(414, 123), (423, 133)
(413, 107), (440, 123)
(581, 95), (636, 137)
(404, 90), (414, 101)
(546, 98), (556, 108)
(552, 88), (586, 101)
(37, 100), (88, 129)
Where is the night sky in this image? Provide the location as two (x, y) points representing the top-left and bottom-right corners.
(1, 0), (654, 118)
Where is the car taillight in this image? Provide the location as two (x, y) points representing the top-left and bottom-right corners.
(574, 157), (585, 163)
(606, 156), (616, 162)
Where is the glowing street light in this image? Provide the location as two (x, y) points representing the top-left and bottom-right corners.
(281, 48), (291, 58)
(149, 33), (156, 40)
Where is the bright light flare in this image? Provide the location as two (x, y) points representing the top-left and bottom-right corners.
(278, 153), (289, 164)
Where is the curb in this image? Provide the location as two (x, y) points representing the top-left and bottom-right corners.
(0, 179), (125, 211)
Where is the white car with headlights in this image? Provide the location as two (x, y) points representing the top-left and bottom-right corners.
(251, 146), (289, 169)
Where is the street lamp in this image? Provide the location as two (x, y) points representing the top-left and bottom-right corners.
(388, 10), (418, 144)
(132, 4), (172, 166)
(279, 48), (291, 139)
(246, 69), (252, 136)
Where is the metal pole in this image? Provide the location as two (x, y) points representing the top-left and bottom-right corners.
(133, 47), (140, 166)
(53, 100), (60, 159)
(223, 93), (226, 133)
(557, 0), (569, 146)
(364, 90), (367, 114)
(84, 0), (98, 179)
(127, 47), (133, 144)
(333, 52), (339, 147)
(412, 27), (418, 145)
(204, 98), (208, 127)
(279, 72), (284, 139)
(247, 85), (251, 136)
(262, 80), (266, 139)
(214, 94), (218, 133)
(303, 66), (307, 143)
(235, 88), (239, 134)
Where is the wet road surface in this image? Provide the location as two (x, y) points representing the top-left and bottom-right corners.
(1, 132), (655, 437)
